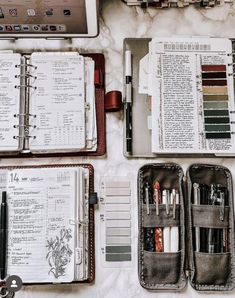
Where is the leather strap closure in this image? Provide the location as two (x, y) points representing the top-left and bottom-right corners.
(105, 91), (123, 112)
(94, 69), (103, 87)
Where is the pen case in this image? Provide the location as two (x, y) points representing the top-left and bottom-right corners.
(138, 163), (235, 292)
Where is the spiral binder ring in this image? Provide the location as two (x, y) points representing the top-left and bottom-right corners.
(15, 84), (37, 90)
(15, 63), (37, 69)
(14, 113), (36, 118)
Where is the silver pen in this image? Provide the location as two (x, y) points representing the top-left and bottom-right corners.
(193, 183), (200, 252)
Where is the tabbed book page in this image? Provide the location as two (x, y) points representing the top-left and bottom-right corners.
(29, 52), (86, 152)
(0, 168), (78, 283)
(150, 37), (235, 154)
(75, 167), (89, 281)
(0, 53), (21, 152)
(84, 57), (97, 151)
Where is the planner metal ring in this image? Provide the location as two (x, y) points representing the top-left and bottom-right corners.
(15, 84), (37, 90)
(15, 63), (37, 69)
(13, 124), (37, 129)
(14, 113), (36, 118)
(15, 74), (37, 79)
(69, 219), (88, 227)
(13, 135), (36, 140)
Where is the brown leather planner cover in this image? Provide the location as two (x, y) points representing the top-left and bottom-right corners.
(0, 163), (96, 285)
(0, 53), (106, 158)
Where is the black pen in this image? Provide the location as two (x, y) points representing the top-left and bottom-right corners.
(144, 180), (154, 251)
(125, 50), (132, 153)
(0, 191), (7, 280)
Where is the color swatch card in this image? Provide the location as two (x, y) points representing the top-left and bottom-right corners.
(201, 64), (231, 139)
(99, 178), (133, 267)
(139, 37), (235, 155)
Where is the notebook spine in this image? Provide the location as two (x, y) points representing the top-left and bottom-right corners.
(13, 62), (37, 143)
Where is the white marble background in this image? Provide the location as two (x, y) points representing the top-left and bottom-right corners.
(1, 0), (235, 297)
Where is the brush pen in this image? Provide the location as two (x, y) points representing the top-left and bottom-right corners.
(125, 50), (133, 153)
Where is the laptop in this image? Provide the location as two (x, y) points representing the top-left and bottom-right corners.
(0, 0), (98, 38)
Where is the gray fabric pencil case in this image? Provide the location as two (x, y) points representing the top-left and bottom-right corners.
(138, 163), (235, 292)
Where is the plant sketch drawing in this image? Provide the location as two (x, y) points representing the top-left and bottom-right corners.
(46, 228), (73, 278)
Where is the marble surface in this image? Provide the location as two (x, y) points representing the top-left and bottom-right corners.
(1, 0), (235, 297)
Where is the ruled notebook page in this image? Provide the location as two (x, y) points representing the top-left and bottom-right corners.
(0, 53), (21, 152)
(28, 52), (86, 152)
(5, 167), (78, 283)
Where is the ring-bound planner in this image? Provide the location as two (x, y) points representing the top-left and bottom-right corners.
(0, 164), (97, 285)
(0, 51), (106, 157)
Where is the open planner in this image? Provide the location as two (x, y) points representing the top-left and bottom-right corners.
(124, 37), (235, 157)
(0, 164), (95, 284)
(0, 51), (106, 157)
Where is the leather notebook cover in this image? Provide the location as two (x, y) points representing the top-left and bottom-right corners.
(0, 163), (96, 285)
